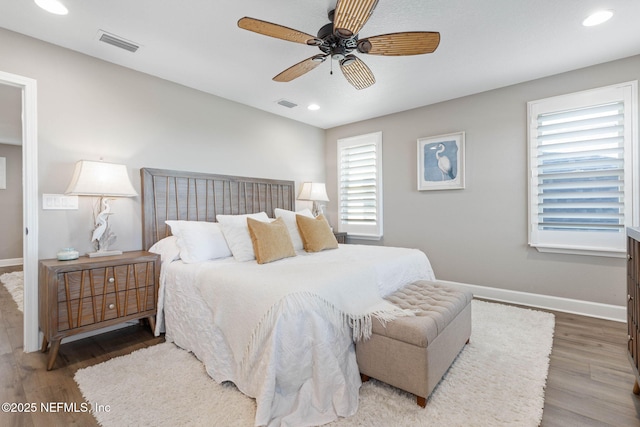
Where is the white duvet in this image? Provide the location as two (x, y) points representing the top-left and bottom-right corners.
(157, 244), (434, 426)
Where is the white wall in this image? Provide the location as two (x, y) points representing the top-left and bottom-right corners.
(326, 55), (640, 307)
(0, 28), (326, 258)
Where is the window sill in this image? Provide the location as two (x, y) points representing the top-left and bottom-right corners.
(531, 244), (625, 258)
(343, 234), (383, 241)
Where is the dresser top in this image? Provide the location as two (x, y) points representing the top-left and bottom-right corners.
(628, 227), (640, 242)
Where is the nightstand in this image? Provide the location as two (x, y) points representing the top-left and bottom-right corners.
(333, 232), (347, 244)
(39, 250), (160, 370)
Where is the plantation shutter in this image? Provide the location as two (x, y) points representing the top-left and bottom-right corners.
(528, 81), (637, 256)
(337, 132), (383, 238)
(535, 101), (625, 232)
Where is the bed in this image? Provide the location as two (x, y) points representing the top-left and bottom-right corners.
(140, 167), (435, 426)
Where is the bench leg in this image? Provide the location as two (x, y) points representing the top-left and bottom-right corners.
(417, 396), (426, 408)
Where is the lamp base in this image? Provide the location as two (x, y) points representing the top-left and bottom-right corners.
(87, 250), (123, 258)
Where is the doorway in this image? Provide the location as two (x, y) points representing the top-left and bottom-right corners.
(0, 70), (38, 352)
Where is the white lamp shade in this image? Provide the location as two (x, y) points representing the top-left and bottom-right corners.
(298, 182), (329, 202)
(65, 160), (138, 197)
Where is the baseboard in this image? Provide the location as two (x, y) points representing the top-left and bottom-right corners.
(438, 280), (626, 323)
(0, 258), (23, 267)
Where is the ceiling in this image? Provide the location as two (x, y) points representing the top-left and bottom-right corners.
(1, 0), (640, 131)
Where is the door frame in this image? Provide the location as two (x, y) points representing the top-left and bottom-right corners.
(0, 70), (39, 352)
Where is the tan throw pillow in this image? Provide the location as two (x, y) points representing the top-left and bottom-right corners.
(296, 214), (339, 252)
(247, 217), (296, 264)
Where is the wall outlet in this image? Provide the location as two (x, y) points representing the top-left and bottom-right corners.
(42, 193), (78, 210)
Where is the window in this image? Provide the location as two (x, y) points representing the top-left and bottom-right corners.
(337, 131), (383, 239)
(528, 81), (638, 257)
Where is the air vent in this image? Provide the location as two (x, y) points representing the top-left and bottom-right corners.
(97, 30), (140, 53)
(277, 99), (298, 109)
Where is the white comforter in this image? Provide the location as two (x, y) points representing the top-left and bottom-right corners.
(158, 244), (434, 426)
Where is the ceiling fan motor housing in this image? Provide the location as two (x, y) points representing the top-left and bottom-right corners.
(317, 22), (358, 61)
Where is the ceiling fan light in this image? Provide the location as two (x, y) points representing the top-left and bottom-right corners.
(34, 0), (68, 15)
(582, 10), (613, 26)
(311, 54), (326, 63)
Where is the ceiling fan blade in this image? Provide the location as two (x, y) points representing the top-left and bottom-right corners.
(273, 55), (326, 82)
(238, 17), (319, 45)
(333, 0), (379, 38)
(340, 55), (375, 90)
(357, 32), (441, 56)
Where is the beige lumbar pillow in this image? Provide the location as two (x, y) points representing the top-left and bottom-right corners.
(296, 214), (339, 252)
(247, 217), (296, 264)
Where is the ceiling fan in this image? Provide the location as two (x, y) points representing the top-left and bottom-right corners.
(237, 0), (440, 90)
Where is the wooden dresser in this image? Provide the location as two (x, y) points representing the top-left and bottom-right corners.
(627, 227), (640, 395)
(39, 250), (160, 370)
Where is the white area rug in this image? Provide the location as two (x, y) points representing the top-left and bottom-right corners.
(75, 300), (555, 427)
(0, 271), (23, 312)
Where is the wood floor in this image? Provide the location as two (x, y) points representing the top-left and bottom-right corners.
(1, 265), (639, 426)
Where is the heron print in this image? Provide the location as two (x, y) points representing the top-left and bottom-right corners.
(424, 140), (458, 182)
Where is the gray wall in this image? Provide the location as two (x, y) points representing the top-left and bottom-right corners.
(0, 28), (326, 258)
(0, 143), (22, 259)
(326, 55), (640, 307)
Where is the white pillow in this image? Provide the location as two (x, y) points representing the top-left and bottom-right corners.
(217, 212), (270, 261)
(274, 208), (313, 251)
(165, 220), (232, 263)
(149, 235), (181, 264)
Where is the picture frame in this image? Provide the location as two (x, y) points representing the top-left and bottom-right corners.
(417, 131), (465, 191)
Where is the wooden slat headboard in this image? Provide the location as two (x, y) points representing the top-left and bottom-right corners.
(141, 168), (295, 250)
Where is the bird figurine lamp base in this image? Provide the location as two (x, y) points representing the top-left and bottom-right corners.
(89, 197), (120, 256)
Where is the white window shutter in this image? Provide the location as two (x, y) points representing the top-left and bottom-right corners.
(528, 81), (638, 256)
(337, 132), (383, 239)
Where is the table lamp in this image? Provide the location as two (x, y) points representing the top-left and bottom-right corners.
(65, 160), (137, 257)
(298, 182), (329, 217)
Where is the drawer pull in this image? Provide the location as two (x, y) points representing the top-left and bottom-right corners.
(108, 303), (115, 310)
(108, 277), (115, 283)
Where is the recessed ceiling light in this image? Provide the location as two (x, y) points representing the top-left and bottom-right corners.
(582, 10), (613, 27)
(34, 0), (68, 15)
(307, 104), (320, 111)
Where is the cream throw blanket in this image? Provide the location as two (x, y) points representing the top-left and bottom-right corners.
(195, 245), (433, 371)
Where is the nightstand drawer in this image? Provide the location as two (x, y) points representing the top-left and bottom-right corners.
(56, 262), (155, 302)
(57, 286), (156, 331)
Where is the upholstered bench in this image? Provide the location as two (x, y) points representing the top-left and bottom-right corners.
(356, 280), (473, 407)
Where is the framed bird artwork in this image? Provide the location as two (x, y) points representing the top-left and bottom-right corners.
(417, 132), (465, 191)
